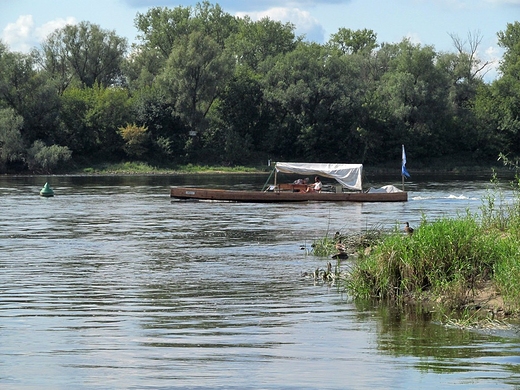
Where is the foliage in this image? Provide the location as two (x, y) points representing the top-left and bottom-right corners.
(230, 15), (298, 70)
(119, 123), (149, 157)
(59, 85), (131, 160)
(311, 235), (338, 257)
(82, 161), (159, 174)
(157, 30), (234, 133)
(177, 163), (259, 173)
(77, 162), (261, 174)
(35, 21), (128, 89)
(328, 27), (378, 55)
(0, 2), (519, 171)
(346, 202), (520, 313)
(0, 108), (25, 170)
(26, 140), (72, 174)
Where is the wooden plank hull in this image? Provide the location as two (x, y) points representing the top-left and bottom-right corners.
(170, 187), (408, 203)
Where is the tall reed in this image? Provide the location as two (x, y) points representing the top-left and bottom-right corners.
(312, 170), (520, 314)
(346, 211), (520, 312)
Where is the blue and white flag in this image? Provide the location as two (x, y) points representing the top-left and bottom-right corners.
(402, 145), (410, 178)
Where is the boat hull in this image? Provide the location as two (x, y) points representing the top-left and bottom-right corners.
(170, 187), (408, 203)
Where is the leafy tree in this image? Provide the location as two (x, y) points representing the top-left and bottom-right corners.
(32, 30), (74, 95)
(217, 67), (267, 160)
(0, 48), (35, 112)
(479, 22), (520, 156)
(0, 108), (24, 171)
(135, 6), (194, 59)
(35, 21), (128, 89)
(375, 39), (452, 158)
(0, 47), (61, 145)
(429, 31), (490, 157)
(472, 84), (507, 159)
(192, 1), (238, 48)
(135, 2), (237, 51)
(157, 30), (234, 133)
(57, 87), (91, 154)
(261, 43), (365, 161)
(497, 22), (520, 152)
(123, 47), (164, 90)
(328, 28), (378, 55)
(58, 85), (131, 160)
(497, 21), (520, 78)
(130, 87), (188, 163)
(230, 16), (298, 70)
(132, 2), (237, 84)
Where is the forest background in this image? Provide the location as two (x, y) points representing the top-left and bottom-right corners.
(0, 1), (519, 174)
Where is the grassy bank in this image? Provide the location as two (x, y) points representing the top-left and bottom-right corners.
(347, 215), (520, 312)
(78, 162), (265, 175)
(312, 176), (520, 321)
(63, 156), (511, 176)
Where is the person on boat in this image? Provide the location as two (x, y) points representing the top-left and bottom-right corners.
(293, 178), (309, 185)
(306, 176), (322, 192)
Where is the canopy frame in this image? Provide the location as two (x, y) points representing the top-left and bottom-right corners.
(274, 162), (363, 191)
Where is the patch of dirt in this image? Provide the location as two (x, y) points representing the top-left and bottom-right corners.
(465, 282), (508, 318)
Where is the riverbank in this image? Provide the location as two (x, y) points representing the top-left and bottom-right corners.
(312, 202), (520, 325)
(75, 162), (266, 175)
(74, 160), (506, 176)
(3, 155), (512, 177)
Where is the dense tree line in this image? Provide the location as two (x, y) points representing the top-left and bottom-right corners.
(0, 1), (519, 173)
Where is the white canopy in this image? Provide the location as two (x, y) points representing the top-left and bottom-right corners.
(275, 162), (363, 191)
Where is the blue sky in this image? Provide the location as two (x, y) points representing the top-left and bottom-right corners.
(1, 0), (518, 81)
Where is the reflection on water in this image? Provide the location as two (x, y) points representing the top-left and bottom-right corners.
(1, 174), (520, 389)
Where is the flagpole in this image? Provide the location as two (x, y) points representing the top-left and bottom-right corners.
(402, 144), (404, 191)
(401, 144), (410, 191)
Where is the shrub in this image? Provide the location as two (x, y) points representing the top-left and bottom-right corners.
(26, 140), (72, 174)
(119, 123), (149, 158)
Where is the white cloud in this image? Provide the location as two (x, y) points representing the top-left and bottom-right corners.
(236, 7), (326, 42)
(2, 15), (34, 52)
(482, 45), (503, 81)
(484, 0), (520, 4)
(405, 32), (422, 45)
(35, 17), (77, 42)
(125, 0), (352, 11)
(2, 15), (77, 53)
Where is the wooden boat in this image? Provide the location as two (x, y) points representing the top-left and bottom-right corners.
(170, 186), (407, 202)
(170, 162), (408, 203)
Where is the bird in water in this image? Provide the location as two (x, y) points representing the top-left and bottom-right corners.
(335, 241), (347, 253)
(404, 222), (414, 235)
(332, 239), (348, 259)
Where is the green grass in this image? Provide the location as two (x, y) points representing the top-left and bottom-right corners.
(79, 162), (264, 174)
(320, 175), (520, 317)
(82, 162), (159, 174)
(176, 164), (261, 173)
(345, 210), (520, 314)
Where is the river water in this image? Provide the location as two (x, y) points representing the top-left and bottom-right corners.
(1, 173), (520, 389)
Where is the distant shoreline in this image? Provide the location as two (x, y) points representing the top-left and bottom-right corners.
(1, 160), (513, 178)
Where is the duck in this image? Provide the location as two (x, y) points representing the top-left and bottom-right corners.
(335, 241), (347, 253)
(332, 240), (349, 260)
(404, 222), (414, 235)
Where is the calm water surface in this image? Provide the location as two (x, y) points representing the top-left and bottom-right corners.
(1, 174), (520, 389)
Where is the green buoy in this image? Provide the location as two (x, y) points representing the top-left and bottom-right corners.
(40, 182), (54, 197)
